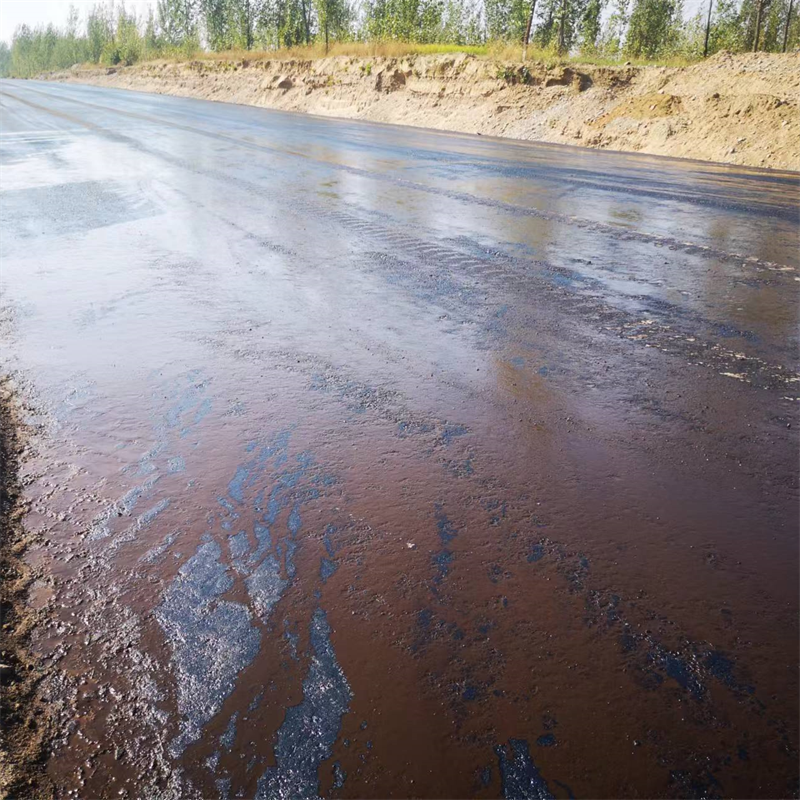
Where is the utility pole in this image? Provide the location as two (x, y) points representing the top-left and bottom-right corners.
(784, 0), (794, 51)
(703, 0), (713, 56)
(753, 0), (764, 50)
(522, 0), (537, 60)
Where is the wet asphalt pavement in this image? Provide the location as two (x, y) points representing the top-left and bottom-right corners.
(0, 79), (798, 800)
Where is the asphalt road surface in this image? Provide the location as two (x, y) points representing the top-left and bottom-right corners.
(1, 80), (798, 800)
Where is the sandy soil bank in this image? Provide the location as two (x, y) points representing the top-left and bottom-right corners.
(45, 50), (799, 170)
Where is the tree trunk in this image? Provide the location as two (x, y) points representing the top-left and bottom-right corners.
(522, 0), (537, 60)
(784, 0), (794, 51)
(558, 0), (568, 52)
(245, 0), (253, 49)
(753, 0), (764, 50)
(703, 0), (713, 56)
(300, 0), (311, 44)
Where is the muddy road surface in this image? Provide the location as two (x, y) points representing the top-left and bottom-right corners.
(0, 80), (798, 800)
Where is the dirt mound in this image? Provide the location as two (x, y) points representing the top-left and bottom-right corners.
(46, 50), (799, 170)
(595, 92), (683, 123)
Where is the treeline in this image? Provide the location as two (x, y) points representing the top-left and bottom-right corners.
(0, 0), (796, 78)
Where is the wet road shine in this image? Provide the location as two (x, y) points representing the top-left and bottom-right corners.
(0, 80), (798, 800)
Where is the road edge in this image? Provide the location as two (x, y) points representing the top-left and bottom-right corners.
(38, 50), (800, 172)
(0, 377), (54, 800)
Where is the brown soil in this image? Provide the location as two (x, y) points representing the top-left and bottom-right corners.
(0, 379), (54, 800)
(45, 50), (799, 170)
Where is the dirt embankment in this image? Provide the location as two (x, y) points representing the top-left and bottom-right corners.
(45, 50), (800, 171)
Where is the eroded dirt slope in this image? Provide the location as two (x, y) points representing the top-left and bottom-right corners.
(46, 50), (799, 170)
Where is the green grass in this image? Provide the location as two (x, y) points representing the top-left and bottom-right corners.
(126, 40), (702, 70)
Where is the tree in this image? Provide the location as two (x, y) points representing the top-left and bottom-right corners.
(704, 0), (746, 51)
(530, 0), (587, 50)
(256, 0), (310, 47)
(364, 0), (446, 41)
(115, 6), (144, 65)
(55, 5), (86, 66)
(600, 0), (630, 54)
(703, 0), (713, 54)
(579, 0), (604, 48)
(761, 0), (793, 48)
(202, 0), (230, 49)
(752, 0), (767, 47)
(313, 0), (354, 50)
(157, 0), (198, 49)
(625, 0), (683, 56)
(440, 0), (481, 43)
(143, 7), (160, 56)
(485, 0), (530, 41)
(0, 42), (11, 76)
(87, 4), (114, 62)
(2, 0), (794, 69)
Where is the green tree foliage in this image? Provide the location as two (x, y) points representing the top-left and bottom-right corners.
(101, 6), (144, 65)
(86, 4), (114, 62)
(704, 0), (748, 51)
(313, 0), (355, 50)
(539, 0), (591, 51)
(157, 0), (199, 50)
(625, 0), (684, 56)
(203, 0), (268, 50)
(761, 0), (785, 47)
(143, 8), (160, 56)
(580, 0), (605, 49)
(485, 0), (530, 41)
(1, 0), (795, 79)
(0, 42), (11, 76)
(441, 0), (483, 42)
(363, 0), (450, 42)
(9, 22), (84, 77)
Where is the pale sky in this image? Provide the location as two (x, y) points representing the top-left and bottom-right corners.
(0, 0), (157, 44)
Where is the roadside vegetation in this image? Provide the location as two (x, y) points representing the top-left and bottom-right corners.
(0, 0), (796, 79)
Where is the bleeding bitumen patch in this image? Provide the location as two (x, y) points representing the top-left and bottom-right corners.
(156, 539), (261, 757)
(495, 738), (555, 800)
(1, 179), (156, 239)
(256, 608), (352, 799)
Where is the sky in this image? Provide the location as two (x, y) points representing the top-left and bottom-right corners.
(0, 0), (708, 45)
(0, 0), (156, 44)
